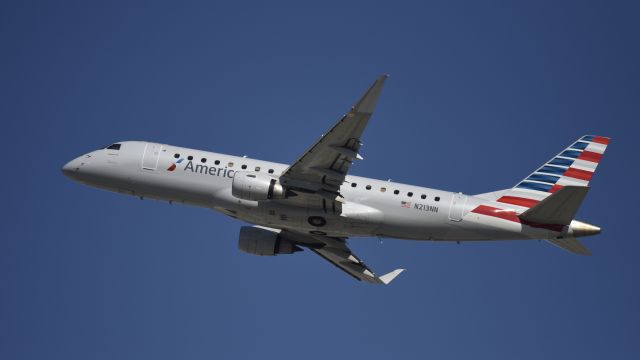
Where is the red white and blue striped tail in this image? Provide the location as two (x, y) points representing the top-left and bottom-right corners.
(493, 135), (610, 212)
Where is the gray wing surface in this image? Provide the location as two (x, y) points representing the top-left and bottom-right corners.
(279, 229), (404, 284)
(280, 75), (388, 198)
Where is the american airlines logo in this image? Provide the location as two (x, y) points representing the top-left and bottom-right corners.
(168, 160), (236, 179)
(167, 158), (184, 171)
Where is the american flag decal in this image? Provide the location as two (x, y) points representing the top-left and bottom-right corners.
(401, 201), (412, 208)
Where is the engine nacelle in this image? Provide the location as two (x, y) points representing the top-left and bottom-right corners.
(238, 226), (302, 256)
(232, 171), (286, 201)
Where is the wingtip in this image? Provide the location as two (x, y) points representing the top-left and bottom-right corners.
(354, 75), (388, 114)
(375, 74), (389, 84)
(379, 268), (405, 285)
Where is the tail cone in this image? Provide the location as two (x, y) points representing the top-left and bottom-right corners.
(569, 220), (601, 237)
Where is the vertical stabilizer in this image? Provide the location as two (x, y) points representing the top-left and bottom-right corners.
(479, 135), (610, 214)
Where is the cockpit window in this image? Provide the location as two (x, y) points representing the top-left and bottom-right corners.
(106, 143), (121, 150)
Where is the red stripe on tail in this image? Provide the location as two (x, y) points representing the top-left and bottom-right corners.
(592, 136), (610, 145)
(563, 167), (593, 181)
(578, 150), (602, 163)
(496, 196), (540, 208)
(471, 205), (564, 232)
(471, 205), (520, 222)
(549, 184), (563, 193)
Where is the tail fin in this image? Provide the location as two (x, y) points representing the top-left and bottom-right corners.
(490, 135), (610, 213)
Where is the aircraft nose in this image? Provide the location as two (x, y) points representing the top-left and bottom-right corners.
(61, 156), (85, 179)
(62, 160), (77, 178)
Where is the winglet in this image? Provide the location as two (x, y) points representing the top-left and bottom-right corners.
(353, 74), (389, 114)
(378, 268), (405, 285)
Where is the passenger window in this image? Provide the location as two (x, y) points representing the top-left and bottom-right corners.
(214, 160), (220, 165)
(241, 164), (247, 169)
(255, 166), (261, 172)
(106, 144), (121, 150)
(174, 153), (180, 159)
(366, 185), (372, 190)
(380, 187), (386, 192)
(408, 192), (413, 197)
(201, 158), (207, 163)
(268, 169), (274, 174)
(435, 196), (440, 202)
(187, 156), (193, 160)
(421, 194), (426, 199)
(228, 162), (234, 167)
(351, 183), (357, 187)
(394, 190), (399, 195)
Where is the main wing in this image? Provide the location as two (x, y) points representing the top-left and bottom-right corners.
(278, 229), (404, 284)
(279, 75), (388, 198)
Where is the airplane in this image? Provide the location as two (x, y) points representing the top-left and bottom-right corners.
(62, 75), (609, 284)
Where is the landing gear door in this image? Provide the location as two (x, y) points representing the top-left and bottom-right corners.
(448, 193), (468, 222)
(141, 143), (162, 171)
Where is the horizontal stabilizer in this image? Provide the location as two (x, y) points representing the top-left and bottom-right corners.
(518, 186), (589, 225)
(547, 237), (592, 256)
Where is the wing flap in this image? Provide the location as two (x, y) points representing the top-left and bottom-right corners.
(279, 230), (404, 284)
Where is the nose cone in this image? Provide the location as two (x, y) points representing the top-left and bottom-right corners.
(61, 161), (74, 176)
(61, 157), (84, 179)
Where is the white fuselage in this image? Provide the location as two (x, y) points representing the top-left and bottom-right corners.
(62, 141), (584, 243)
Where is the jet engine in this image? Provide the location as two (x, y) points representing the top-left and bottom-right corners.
(232, 172), (286, 201)
(238, 226), (302, 256)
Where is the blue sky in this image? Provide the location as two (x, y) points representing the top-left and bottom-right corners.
(1, 1), (639, 359)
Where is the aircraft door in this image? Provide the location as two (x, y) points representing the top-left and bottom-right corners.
(141, 143), (162, 171)
(448, 192), (468, 221)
